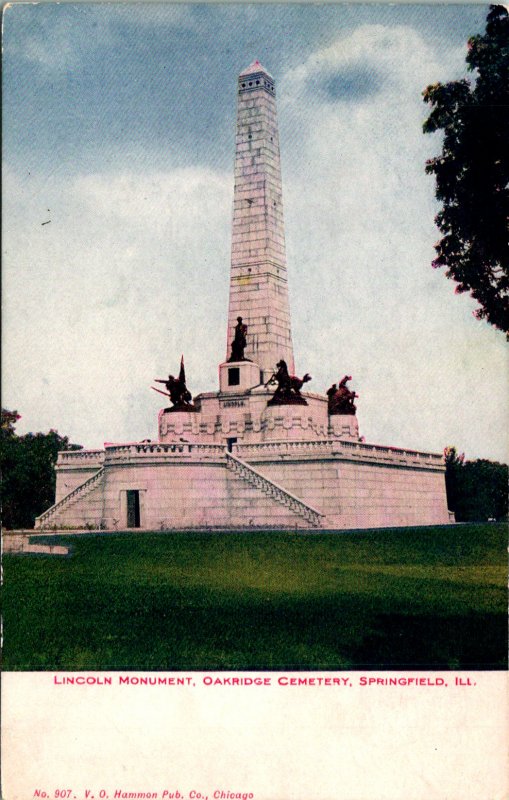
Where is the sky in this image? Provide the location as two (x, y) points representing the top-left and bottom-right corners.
(3, 2), (508, 461)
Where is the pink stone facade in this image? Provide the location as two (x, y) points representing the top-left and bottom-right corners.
(158, 385), (358, 446)
(227, 62), (294, 379)
(35, 62), (451, 533)
(38, 439), (450, 531)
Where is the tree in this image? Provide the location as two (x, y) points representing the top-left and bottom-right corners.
(1, 409), (83, 529)
(443, 446), (465, 514)
(444, 446), (508, 522)
(423, 5), (509, 335)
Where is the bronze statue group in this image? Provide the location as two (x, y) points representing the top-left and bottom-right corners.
(152, 317), (357, 414)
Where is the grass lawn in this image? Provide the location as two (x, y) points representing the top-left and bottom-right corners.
(3, 523), (507, 671)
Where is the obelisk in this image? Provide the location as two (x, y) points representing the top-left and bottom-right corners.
(226, 61), (295, 383)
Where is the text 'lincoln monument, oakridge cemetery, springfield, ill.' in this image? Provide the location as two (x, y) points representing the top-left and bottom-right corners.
(35, 61), (451, 532)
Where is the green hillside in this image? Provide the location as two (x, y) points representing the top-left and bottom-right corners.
(3, 524), (506, 671)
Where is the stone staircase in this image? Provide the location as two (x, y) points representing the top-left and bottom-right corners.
(34, 467), (105, 529)
(225, 451), (324, 528)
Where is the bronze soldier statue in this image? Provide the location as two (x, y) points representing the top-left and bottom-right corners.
(266, 359), (311, 406)
(152, 356), (196, 412)
(327, 375), (358, 415)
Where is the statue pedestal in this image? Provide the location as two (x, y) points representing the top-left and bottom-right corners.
(219, 360), (262, 394)
(261, 403), (321, 441)
(158, 407), (203, 442)
(328, 414), (359, 440)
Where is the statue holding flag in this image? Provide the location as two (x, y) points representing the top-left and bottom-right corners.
(152, 356), (197, 412)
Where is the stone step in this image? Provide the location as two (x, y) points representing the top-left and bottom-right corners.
(35, 467), (105, 529)
(225, 450), (324, 528)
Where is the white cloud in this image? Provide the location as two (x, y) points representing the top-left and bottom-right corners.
(4, 4), (196, 72)
(3, 21), (507, 463)
(278, 25), (507, 460)
(2, 165), (231, 446)
(284, 23), (468, 101)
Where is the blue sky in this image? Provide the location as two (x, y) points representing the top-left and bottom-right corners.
(3, 3), (507, 460)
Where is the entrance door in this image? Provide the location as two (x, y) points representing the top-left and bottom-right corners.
(126, 490), (141, 528)
(226, 437), (238, 453)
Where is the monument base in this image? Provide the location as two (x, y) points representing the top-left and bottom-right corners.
(158, 387), (361, 445)
(219, 360), (263, 394)
(42, 437), (450, 532)
(328, 414), (360, 439)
